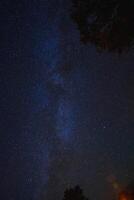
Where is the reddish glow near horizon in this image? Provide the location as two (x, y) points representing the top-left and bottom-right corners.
(119, 193), (128, 200)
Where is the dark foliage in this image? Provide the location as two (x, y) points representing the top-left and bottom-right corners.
(63, 185), (89, 200)
(71, 0), (134, 53)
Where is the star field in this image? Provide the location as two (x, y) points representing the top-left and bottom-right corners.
(0, 1), (134, 200)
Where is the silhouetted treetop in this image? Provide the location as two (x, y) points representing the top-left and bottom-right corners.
(63, 185), (89, 200)
(71, 0), (134, 53)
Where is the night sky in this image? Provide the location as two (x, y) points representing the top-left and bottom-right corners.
(0, 0), (134, 200)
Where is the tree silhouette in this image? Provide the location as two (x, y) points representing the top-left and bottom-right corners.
(63, 185), (89, 200)
(71, 0), (134, 53)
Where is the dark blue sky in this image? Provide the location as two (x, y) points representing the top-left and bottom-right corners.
(0, 0), (134, 200)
